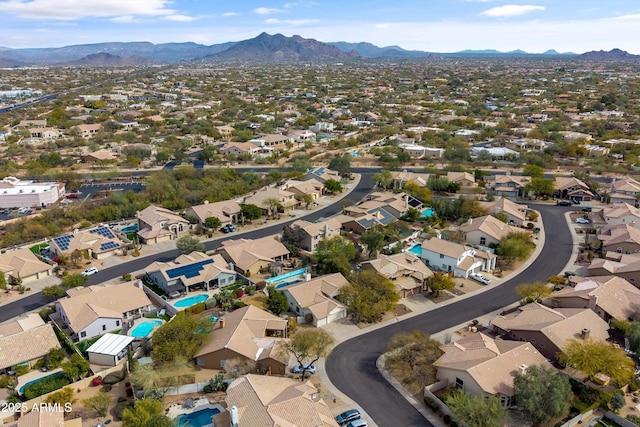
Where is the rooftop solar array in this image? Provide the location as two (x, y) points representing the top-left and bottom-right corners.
(99, 241), (120, 251)
(166, 258), (214, 279)
(313, 167), (325, 176)
(53, 234), (74, 251)
(89, 226), (116, 239)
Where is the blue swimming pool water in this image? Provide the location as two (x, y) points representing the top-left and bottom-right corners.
(174, 294), (209, 308)
(266, 267), (309, 285)
(408, 244), (422, 256)
(421, 208), (434, 217)
(130, 319), (163, 338)
(121, 223), (138, 233)
(275, 279), (304, 290)
(175, 408), (220, 427)
(19, 371), (66, 395)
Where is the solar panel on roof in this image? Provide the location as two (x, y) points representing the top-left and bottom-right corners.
(166, 258), (214, 279)
(90, 226), (116, 239)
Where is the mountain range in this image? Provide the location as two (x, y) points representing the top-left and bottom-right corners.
(0, 33), (636, 66)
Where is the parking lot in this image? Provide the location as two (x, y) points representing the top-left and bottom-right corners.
(78, 182), (146, 199)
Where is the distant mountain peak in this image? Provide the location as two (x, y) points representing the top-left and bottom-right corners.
(579, 48), (638, 60)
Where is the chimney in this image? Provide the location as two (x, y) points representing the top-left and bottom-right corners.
(588, 294), (598, 310)
(230, 406), (239, 427)
(219, 317), (226, 329)
(228, 262), (234, 271)
(519, 364), (528, 375)
(581, 328), (591, 340)
(136, 279), (143, 289)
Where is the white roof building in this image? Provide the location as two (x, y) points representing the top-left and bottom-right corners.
(0, 176), (65, 208)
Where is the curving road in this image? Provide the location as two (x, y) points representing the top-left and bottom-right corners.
(326, 204), (574, 427)
(0, 172), (376, 323)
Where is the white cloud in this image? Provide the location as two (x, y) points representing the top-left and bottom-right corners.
(264, 18), (319, 25)
(254, 7), (284, 15)
(111, 15), (143, 23)
(0, 0), (178, 20)
(163, 14), (197, 22)
(222, 12), (239, 17)
(481, 5), (545, 18)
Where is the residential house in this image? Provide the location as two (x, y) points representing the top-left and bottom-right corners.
(598, 203), (640, 226)
(0, 313), (61, 373)
(15, 119), (46, 130)
(491, 303), (610, 360)
(609, 177), (640, 205)
(458, 215), (523, 247)
(136, 205), (190, 244)
(490, 175), (531, 199)
(309, 122), (334, 133)
(28, 127), (61, 140)
(398, 143), (444, 159)
(588, 252), (640, 287)
(216, 125), (235, 139)
(338, 207), (397, 234)
(81, 149), (118, 163)
(361, 252), (433, 297)
(144, 252), (237, 295)
(433, 332), (551, 407)
(249, 134), (292, 150)
(307, 166), (341, 183)
(287, 218), (342, 252)
(55, 281), (153, 341)
(0, 248), (54, 285)
(471, 147), (519, 159)
(282, 178), (325, 201)
(552, 275), (640, 321)
(390, 171), (432, 189)
(217, 236), (290, 276)
(226, 374), (339, 427)
(555, 177), (593, 202)
(243, 187), (298, 216)
(3, 404), (71, 427)
(358, 191), (423, 218)
(447, 171), (476, 189)
(479, 198), (528, 226)
(597, 223), (640, 254)
(194, 305), (289, 374)
(72, 123), (103, 139)
(282, 273), (349, 327)
(184, 200), (242, 229)
(219, 142), (259, 156)
(288, 130), (316, 144)
(418, 238), (496, 277)
(0, 176), (65, 209)
(50, 225), (123, 259)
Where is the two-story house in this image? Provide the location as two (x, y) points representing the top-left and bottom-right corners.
(184, 200), (242, 229)
(137, 205), (190, 244)
(609, 177), (640, 205)
(286, 218), (343, 252)
(555, 177), (593, 202)
(417, 238), (496, 277)
(458, 215), (523, 247)
(490, 175), (531, 199)
(243, 187), (298, 216)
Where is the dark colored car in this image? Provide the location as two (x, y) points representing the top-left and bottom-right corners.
(335, 409), (361, 425)
(220, 224), (236, 233)
(556, 200), (572, 206)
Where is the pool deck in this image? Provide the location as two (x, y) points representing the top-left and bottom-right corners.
(167, 398), (224, 420)
(16, 367), (63, 395)
(127, 317), (166, 337)
(170, 291), (212, 310)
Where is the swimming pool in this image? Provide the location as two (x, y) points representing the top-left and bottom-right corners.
(19, 371), (66, 395)
(408, 243), (422, 256)
(421, 208), (434, 217)
(174, 294), (209, 308)
(174, 407), (220, 427)
(130, 319), (163, 338)
(266, 267), (310, 285)
(121, 223), (138, 233)
(275, 279), (304, 290)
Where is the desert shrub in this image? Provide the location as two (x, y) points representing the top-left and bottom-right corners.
(232, 288), (244, 298)
(255, 281), (267, 291)
(204, 298), (217, 309)
(0, 375), (14, 389)
(101, 384), (112, 392)
(232, 301), (247, 310)
(15, 365), (30, 376)
(114, 401), (134, 420)
(91, 376), (103, 387)
(627, 415), (640, 425)
(424, 396), (440, 412)
(245, 285), (256, 295)
(185, 302), (206, 315)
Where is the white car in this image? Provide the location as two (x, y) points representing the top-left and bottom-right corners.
(470, 273), (491, 285)
(81, 267), (98, 276)
(575, 218), (590, 224)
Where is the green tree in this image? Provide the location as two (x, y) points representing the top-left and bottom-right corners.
(515, 282), (552, 303)
(513, 365), (572, 426)
(361, 230), (385, 259)
(314, 236), (357, 276)
(204, 216), (222, 230)
(296, 193), (314, 209)
(61, 354), (90, 381)
(526, 177), (555, 198)
(497, 231), (535, 264)
(151, 313), (212, 364)
(611, 394), (626, 413)
(44, 387), (76, 407)
(279, 329), (335, 381)
(386, 331), (443, 393)
(444, 389), (507, 427)
(338, 270), (399, 323)
(425, 273), (455, 296)
(240, 203), (262, 223)
(83, 391), (111, 417)
(558, 338), (634, 386)
(262, 197), (282, 218)
(372, 169), (393, 189)
(175, 235), (204, 255)
(403, 181), (432, 204)
(324, 178), (343, 194)
(61, 273), (88, 288)
(122, 398), (170, 427)
(42, 285), (66, 300)
(626, 322), (640, 354)
(523, 164), (545, 179)
(328, 155), (351, 177)
(0, 272), (6, 290)
(266, 285), (288, 315)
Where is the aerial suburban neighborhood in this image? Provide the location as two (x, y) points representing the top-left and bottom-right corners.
(3, 26), (640, 427)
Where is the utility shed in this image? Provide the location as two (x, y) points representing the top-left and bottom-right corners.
(86, 333), (135, 367)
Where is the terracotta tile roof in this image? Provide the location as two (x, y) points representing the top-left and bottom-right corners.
(226, 374), (339, 427)
(479, 198), (528, 222)
(0, 313), (61, 371)
(220, 237), (289, 271)
(186, 200), (241, 223)
(458, 215), (522, 242)
(598, 223), (640, 247)
(362, 252), (433, 291)
(0, 248), (52, 279)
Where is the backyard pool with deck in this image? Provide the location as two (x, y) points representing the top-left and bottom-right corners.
(174, 293), (209, 308)
(130, 319), (163, 338)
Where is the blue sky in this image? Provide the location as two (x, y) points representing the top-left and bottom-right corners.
(0, 0), (639, 53)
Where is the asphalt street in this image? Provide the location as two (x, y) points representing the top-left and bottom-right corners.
(325, 203), (574, 427)
(0, 172), (375, 322)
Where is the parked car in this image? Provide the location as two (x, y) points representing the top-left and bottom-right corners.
(556, 200), (572, 206)
(470, 272), (491, 285)
(291, 364), (317, 375)
(81, 267), (99, 276)
(582, 206), (592, 212)
(335, 409), (361, 425)
(220, 224), (236, 233)
(345, 420), (368, 427)
(575, 218), (590, 224)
